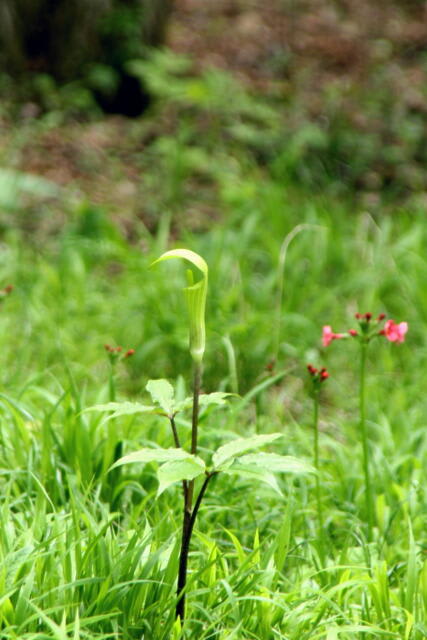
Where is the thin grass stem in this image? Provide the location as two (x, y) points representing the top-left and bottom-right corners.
(360, 341), (373, 541)
(313, 391), (324, 550)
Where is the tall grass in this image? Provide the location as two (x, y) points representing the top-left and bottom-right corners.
(0, 196), (425, 637)
(0, 70), (426, 637)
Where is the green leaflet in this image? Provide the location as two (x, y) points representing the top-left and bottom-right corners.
(237, 452), (315, 475)
(174, 391), (232, 413)
(83, 401), (158, 421)
(157, 456), (206, 495)
(84, 386), (230, 423)
(220, 450), (314, 495)
(110, 447), (191, 470)
(109, 446), (206, 496)
(146, 379), (175, 415)
(212, 433), (283, 470)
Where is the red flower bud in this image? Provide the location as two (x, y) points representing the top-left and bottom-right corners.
(125, 349), (135, 358)
(377, 313), (386, 321)
(364, 313), (372, 321)
(348, 329), (358, 336)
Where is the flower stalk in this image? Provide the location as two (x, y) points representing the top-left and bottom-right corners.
(359, 340), (373, 541)
(322, 312), (408, 541)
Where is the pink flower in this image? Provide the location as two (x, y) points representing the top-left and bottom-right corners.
(322, 325), (345, 347)
(384, 319), (408, 343)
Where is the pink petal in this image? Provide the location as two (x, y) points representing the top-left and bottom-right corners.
(322, 325), (334, 347)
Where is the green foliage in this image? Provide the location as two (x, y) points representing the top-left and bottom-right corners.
(157, 457), (205, 496)
(146, 378), (175, 414)
(85, 384), (231, 423)
(0, 39), (427, 639)
(127, 47), (427, 197)
(212, 433), (283, 470)
(0, 1), (172, 116)
(111, 446), (193, 468)
(0, 204), (425, 635)
(84, 401), (159, 421)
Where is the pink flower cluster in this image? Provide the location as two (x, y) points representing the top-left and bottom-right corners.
(322, 314), (408, 347)
(382, 320), (408, 343)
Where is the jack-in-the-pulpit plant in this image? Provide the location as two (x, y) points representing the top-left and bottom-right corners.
(322, 312), (408, 541)
(86, 249), (314, 625)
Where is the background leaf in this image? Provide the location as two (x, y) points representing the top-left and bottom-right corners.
(222, 465), (282, 495)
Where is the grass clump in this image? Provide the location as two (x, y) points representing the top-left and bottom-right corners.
(0, 201), (425, 638)
(0, 52), (426, 638)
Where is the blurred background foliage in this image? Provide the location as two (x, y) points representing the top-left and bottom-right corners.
(0, 0), (172, 115)
(0, 6), (426, 637)
(0, 0), (426, 392)
(1, 6), (427, 638)
(1, 0), (427, 201)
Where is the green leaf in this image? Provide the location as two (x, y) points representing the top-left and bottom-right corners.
(222, 465), (282, 495)
(157, 456), (206, 495)
(212, 433), (283, 470)
(274, 497), (293, 572)
(152, 249), (208, 363)
(83, 401), (157, 421)
(110, 447), (191, 470)
(405, 522), (417, 613)
(237, 453), (315, 475)
(174, 391), (232, 413)
(146, 379), (175, 415)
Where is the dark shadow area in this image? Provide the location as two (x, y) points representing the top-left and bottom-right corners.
(93, 73), (151, 117)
